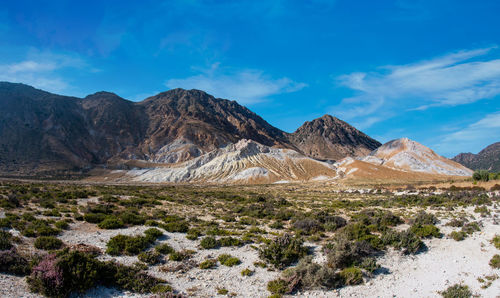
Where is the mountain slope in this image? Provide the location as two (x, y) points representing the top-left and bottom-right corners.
(0, 82), (382, 179)
(123, 139), (337, 183)
(452, 142), (500, 171)
(289, 115), (381, 161)
(362, 138), (472, 176)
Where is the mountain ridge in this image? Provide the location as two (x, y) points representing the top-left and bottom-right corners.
(0, 82), (379, 176)
(452, 142), (500, 172)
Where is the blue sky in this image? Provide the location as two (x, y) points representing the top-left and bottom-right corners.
(1, 0), (499, 157)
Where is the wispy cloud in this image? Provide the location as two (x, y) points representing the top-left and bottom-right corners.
(333, 47), (500, 127)
(0, 50), (90, 93)
(434, 111), (500, 156)
(165, 63), (307, 104)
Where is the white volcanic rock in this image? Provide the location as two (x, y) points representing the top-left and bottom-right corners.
(125, 139), (337, 183)
(363, 138), (473, 176)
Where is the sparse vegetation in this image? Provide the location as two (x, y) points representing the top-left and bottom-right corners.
(439, 284), (473, 298)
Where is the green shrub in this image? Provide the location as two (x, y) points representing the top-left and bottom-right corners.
(144, 228), (163, 239)
(450, 231), (467, 241)
(259, 234), (308, 269)
(155, 243), (174, 255)
(0, 248), (30, 275)
(200, 236), (220, 249)
(161, 221), (189, 233)
(241, 268), (254, 276)
(411, 211), (438, 225)
(219, 236), (242, 247)
(55, 220), (69, 230)
(217, 288), (228, 295)
(0, 231), (13, 250)
(138, 251), (162, 265)
(267, 279), (288, 295)
(293, 218), (323, 234)
(199, 259), (217, 269)
(186, 228), (201, 240)
(106, 234), (155, 256)
(34, 236), (63, 250)
(218, 254), (241, 267)
(440, 284), (473, 298)
(168, 250), (193, 261)
(490, 254), (500, 269)
(325, 237), (374, 269)
(492, 235), (500, 249)
(98, 217), (124, 229)
(462, 222), (480, 235)
(410, 224), (442, 238)
(472, 170), (489, 182)
(119, 212), (145, 225)
(280, 257), (343, 291)
(381, 230), (424, 254)
(84, 213), (106, 224)
(339, 267), (363, 285)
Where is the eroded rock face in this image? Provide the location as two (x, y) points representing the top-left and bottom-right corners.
(453, 142), (500, 171)
(363, 138), (473, 176)
(288, 114), (381, 161)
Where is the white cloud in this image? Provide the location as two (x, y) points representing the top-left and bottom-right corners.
(0, 50), (88, 93)
(434, 111), (500, 156)
(165, 64), (307, 104)
(333, 47), (500, 126)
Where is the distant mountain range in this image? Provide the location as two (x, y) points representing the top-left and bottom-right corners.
(453, 142), (500, 172)
(0, 82), (380, 177)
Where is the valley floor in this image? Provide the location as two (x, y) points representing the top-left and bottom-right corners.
(0, 181), (499, 297)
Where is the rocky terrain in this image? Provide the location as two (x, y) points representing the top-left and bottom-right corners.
(0, 82), (379, 178)
(453, 142), (500, 172)
(288, 115), (381, 162)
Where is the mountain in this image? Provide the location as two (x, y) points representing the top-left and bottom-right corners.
(361, 138), (472, 176)
(0, 82), (379, 178)
(123, 139), (337, 183)
(452, 142), (500, 172)
(288, 115), (381, 161)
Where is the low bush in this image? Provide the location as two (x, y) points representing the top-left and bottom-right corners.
(106, 233), (157, 256)
(200, 236), (219, 249)
(490, 254), (500, 269)
(324, 236), (375, 269)
(339, 267), (363, 285)
(199, 259), (217, 269)
(492, 235), (500, 249)
(98, 216), (124, 229)
(241, 268), (254, 276)
(27, 249), (170, 297)
(0, 248), (30, 275)
(186, 228), (201, 240)
(0, 231), (13, 250)
(84, 213), (106, 224)
(144, 228), (163, 239)
(219, 236), (242, 247)
(155, 243), (174, 255)
(267, 279), (288, 295)
(410, 211), (438, 225)
(439, 284), (473, 298)
(168, 250), (194, 261)
(34, 236), (63, 250)
(161, 221), (189, 233)
(410, 224), (442, 238)
(218, 254), (241, 267)
(450, 231), (467, 241)
(119, 212), (145, 225)
(55, 221), (69, 230)
(293, 218), (323, 234)
(461, 222), (480, 235)
(281, 257), (343, 292)
(259, 234), (308, 269)
(381, 229), (424, 254)
(138, 251), (162, 265)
